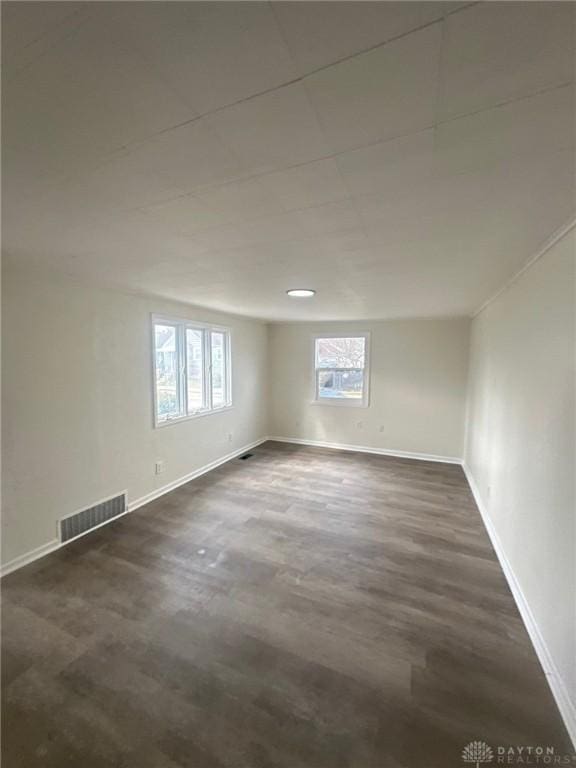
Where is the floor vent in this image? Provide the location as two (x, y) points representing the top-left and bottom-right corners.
(238, 453), (254, 461)
(60, 493), (127, 543)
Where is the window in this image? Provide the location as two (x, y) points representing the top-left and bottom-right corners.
(313, 334), (369, 407)
(153, 316), (231, 426)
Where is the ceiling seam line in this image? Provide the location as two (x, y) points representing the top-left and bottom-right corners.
(19, 71), (572, 221)
(87, 80), (574, 203)
(131, 77), (573, 214)
(114, 17), (450, 150)
(4, 5), (95, 83)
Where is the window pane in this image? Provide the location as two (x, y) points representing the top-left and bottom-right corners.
(318, 369), (364, 399)
(186, 329), (204, 413)
(154, 324), (180, 420)
(211, 331), (226, 408)
(316, 337), (365, 369)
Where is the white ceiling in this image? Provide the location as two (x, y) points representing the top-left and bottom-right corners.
(3, 1), (575, 321)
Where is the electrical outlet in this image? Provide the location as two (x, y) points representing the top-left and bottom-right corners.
(379, 425), (385, 433)
(356, 421), (363, 429)
(155, 461), (164, 475)
(227, 432), (233, 443)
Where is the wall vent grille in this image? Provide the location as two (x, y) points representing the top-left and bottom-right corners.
(60, 493), (126, 543)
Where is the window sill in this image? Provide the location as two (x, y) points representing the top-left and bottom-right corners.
(155, 404), (233, 429)
(311, 399), (369, 408)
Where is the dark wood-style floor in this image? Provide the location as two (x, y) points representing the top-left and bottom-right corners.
(2, 441), (571, 767)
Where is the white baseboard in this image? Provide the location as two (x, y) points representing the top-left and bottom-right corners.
(267, 436), (462, 464)
(0, 436), (269, 579)
(0, 538), (60, 578)
(128, 437), (269, 512)
(462, 462), (576, 749)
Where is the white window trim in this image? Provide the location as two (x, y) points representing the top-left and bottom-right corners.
(311, 331), (370, 408)
(151, 314), (232, 428)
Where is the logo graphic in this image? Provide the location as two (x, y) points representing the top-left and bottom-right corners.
(462, 741), (494, 767)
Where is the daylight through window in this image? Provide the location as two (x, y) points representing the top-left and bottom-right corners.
(153, 317), (231, 425)
(314, 335), (369, 407)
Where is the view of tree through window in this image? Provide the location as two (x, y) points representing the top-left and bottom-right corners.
(315, 336), (367, 402)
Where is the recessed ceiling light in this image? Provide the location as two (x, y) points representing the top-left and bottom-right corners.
(286, 288), (316, 298)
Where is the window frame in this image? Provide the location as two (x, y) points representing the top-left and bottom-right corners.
(311, 331), (370, 408)
(151, 314), (232, 428)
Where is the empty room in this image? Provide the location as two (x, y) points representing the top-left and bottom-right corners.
(1, 1), (575, 766)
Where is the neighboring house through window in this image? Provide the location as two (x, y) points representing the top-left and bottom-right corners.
(152, 315), (231, 426)
(313, 333), (370, 407)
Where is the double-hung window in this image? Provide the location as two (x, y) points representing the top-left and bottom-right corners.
(313, 333), (370, 407)
(152, 316), (231, 426)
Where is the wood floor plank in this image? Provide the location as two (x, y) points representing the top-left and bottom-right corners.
(1, 441), (572, 767)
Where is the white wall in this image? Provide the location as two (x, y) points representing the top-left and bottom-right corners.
(269, 318), (470, 460)
(464, 227), (576, 733)
(1, 266), (269, 568)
